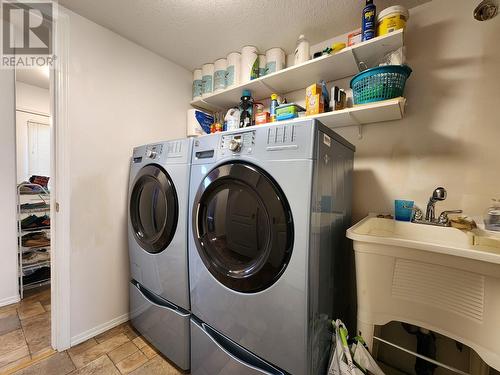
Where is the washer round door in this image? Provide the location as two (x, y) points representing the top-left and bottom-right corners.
(193, 162), (294, 293)
(130, 164), (178, 254)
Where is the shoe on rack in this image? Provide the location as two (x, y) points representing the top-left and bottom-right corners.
(22, 250), (50, 265)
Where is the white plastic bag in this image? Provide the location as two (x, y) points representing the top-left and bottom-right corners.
(352, 339), (385, 375)
(327, 320), (364, 375)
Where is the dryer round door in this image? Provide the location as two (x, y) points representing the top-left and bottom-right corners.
(130, 164), (178, 254)
(193, 162), (294, 293)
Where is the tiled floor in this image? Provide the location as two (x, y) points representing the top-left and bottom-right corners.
(0, 287), (184, 374)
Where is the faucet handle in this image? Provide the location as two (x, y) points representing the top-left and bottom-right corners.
(438, 210), (463, 225)
(405, 205), (423, 221)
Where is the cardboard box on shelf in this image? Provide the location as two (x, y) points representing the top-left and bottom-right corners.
(306, 94), (324, 116)
(306, 83), (322, 98)
(255, 112), (270, 125)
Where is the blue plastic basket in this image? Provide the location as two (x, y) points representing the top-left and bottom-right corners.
(350, 65), (412, 105)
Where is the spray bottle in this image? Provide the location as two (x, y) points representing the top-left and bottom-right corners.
(362, 0), (376, 41)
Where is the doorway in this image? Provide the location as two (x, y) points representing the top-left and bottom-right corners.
(13, 66), (53, 357)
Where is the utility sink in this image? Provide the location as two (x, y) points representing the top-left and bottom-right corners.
(348, 216), (500, 264)
(347, 216), (500, 371)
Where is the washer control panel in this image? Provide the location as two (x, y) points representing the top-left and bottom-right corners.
(145, 144), (163, 159)
(220, 131), (255, 155)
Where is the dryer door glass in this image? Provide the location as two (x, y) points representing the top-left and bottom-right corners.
(130, 164), (178, 254)
(194, 162), (294, 293)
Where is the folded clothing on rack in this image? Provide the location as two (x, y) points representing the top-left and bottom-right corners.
(22, 249), (50, 265)
(23, 266), (50, 285)
(22, 232), (50, 247)
(29, 175), (50, 188)
(20, 202), (50, 210)
(21, 214), (50, 229)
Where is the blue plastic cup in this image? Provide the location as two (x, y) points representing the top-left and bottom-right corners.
(395, 200), (414, 222)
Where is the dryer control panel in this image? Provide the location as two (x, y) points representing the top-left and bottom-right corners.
(220, 131), (255, 156)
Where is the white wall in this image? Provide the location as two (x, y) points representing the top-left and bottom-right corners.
(15, 82), (51, 183)
(283, 0), (500, 223)
(343, 0), (500, 222)
(0, 70), (21, 306)
(16, 82), (50, 114)
(63, 8), (191, 342)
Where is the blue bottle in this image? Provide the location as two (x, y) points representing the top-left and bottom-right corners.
(362, 0), (376, 41)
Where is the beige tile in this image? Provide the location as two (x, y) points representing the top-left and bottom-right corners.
(123, 324), (139, 341)
(20, 312), (51, 355)
(70, 355), (120, 375)
(129, 356), (182, 375)
(12, 351), (75, 375)
(0, 355), (31, 374)
(0, 303), (19, 317)
(68, 338), (98, 358)
(0, 306), (18, 320)
(17, 302), (45, 321)
(0, 344), (30, 369)
(0, 329), (27, 357)
(69, 333), (129, 368)
(140, 344), (158, 360)
(0, 314), (21, 336)
(108, 342), (138, 364)
(95, 323), (137, 344)
(116, 350), (148, 374)
(132, 337), (147, 350)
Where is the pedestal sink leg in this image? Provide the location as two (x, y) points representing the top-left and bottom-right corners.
(469, 350), (490, 375)
(357, 319), (375, 350)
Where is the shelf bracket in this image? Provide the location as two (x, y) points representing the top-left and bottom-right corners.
(347, 112), (363, 140)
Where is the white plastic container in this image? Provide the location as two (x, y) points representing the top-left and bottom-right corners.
(240, 45), (259, 84)
(294, 35), (310, 65)
(201, 63), (214, 97)
(225, 108), (240, 131)
(258, 54), (267, 77)
(192, 69), (202, 100)
(213, 58), (227, 93)
(226, 52), (241, 88)
(187, 108), (213, 137)
(377, 5), (409, 36)
(265, 47), (286, 74)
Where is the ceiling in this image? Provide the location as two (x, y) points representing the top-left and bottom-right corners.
(59, 0), (430, 71)
(16, 67), (50, 89)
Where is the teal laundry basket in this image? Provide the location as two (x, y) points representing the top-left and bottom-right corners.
(350, 65), (412, 105)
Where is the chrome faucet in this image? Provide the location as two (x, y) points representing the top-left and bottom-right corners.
(425, 187), (447, 221)
(413, 187), (463, 226)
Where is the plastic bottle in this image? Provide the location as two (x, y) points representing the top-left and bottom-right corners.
(270, 93), (279, 122)
(225, 108), (240, 131)
(294, 35), (310, 65)
(239, 89), (254, 128)
(361, 0), (376, 41)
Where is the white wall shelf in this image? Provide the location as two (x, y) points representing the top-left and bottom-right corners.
(191, 29), (404, 112)
(272, 98), (406, 136)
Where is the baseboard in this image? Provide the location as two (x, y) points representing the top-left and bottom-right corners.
(0, 294), (20, 308)
(70, 312), (130, 347)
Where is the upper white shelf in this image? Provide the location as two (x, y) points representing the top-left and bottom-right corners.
(191, 29), (404, 111)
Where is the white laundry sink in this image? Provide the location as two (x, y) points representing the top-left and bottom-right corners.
(347, 216), (500, 371)
(348, 216), (500, 264)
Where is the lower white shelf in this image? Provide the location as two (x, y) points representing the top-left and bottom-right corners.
(273, 97), (406, 130)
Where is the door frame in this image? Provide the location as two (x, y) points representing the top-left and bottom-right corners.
(50, 9), (71, 350)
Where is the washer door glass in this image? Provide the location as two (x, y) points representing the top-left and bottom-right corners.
(194, 162), (294, 293)
(130, 164), (178, 254)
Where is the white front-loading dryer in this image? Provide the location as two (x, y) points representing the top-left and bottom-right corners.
(188, 120), (355, 375)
